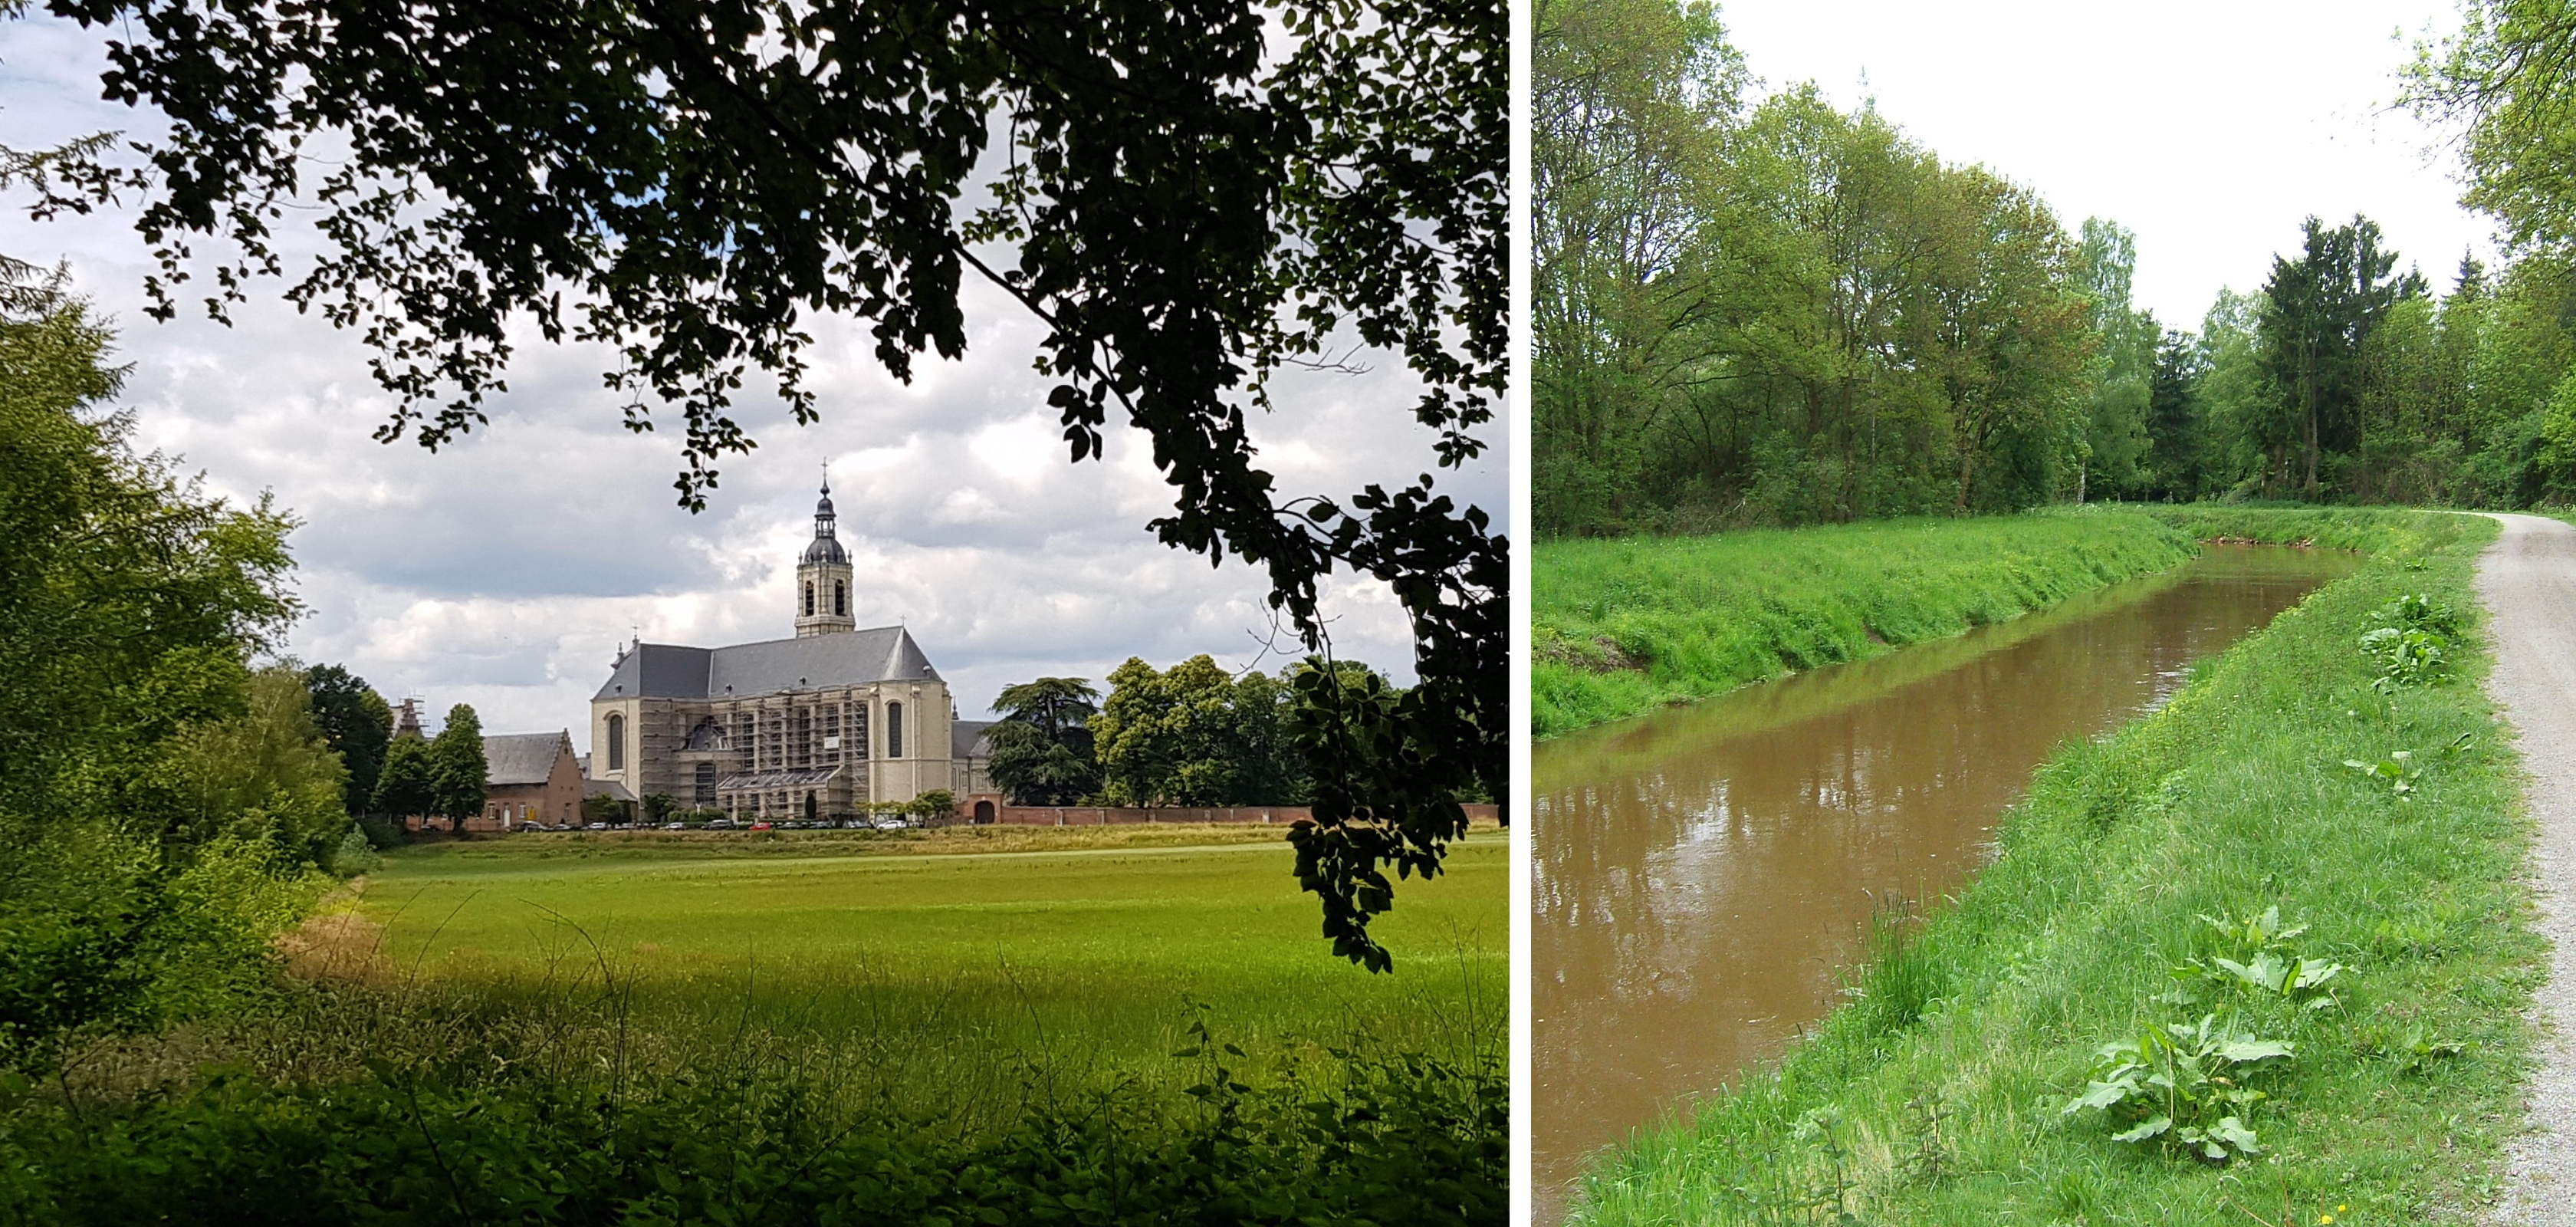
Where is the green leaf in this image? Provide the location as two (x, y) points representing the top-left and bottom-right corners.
(2216, 1038), (2294, 1064)
(2065, 1081), (2131, 1114)
(2208, 1115), (2261, 1155)
(2109, 1116), (2172, 1143)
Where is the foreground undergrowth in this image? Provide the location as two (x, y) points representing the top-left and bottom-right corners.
(1574, 508), (2538, 1225)
(0, 834), (1508, 1225)
(0, 968), (1505, 1225)
(1535, 509), (2197, 739)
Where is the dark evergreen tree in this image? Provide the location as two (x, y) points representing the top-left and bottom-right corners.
(2256, 215), (2427, 499)
(2144, 330), (2209, 501)
(302, 663), (391, 817)
(985, 678), (1103, 805)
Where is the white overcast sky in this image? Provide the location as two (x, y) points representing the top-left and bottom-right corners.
(1722, 0), (2496, 330)
(0, 15), (1497, 748)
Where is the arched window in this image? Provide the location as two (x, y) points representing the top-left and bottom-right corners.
(606, 713), (626, 770)
(887, 702), (903, 758)
(834, 580), (846, 617)
(803, 581), (814, 616)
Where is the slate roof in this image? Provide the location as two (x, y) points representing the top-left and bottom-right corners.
(483, 732), (572, 787)
(951, 719), (997, 759)
(584, 778), (636, 802)
(592, 626), (941, 702)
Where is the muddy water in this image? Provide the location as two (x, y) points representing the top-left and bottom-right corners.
(1530, 544), (2360, 1222)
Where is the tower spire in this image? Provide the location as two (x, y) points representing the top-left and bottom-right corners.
(797, 469), (855, 637)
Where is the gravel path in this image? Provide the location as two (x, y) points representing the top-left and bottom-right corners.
(2481, 513), (2576, 1225)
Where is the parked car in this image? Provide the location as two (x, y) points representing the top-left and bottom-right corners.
(706, 817), (734, 830)
(749, 821), (772, 831)
(663, 821), (686, 830)
(584, 821), (606, 831)
(872, 817), (909, 831)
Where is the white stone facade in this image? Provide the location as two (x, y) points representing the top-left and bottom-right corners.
(587, 486), (992, 820)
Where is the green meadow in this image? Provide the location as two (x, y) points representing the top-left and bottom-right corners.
(341, 824), (1509, 1072)
(0, 826), (1507, 1223)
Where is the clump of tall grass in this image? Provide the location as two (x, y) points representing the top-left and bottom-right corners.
(2, 939), (1507, 1225)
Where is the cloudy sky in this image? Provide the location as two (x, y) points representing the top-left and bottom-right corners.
(1723, 0), (2496, 330)
(0, 15), (1499, 748)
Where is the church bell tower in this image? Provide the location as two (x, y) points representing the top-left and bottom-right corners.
(796, 482), (856, 637)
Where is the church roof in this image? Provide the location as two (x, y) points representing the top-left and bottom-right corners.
(593, 626), (942, 701)
(952, 719), (997, 759)
(483, 732), (571, 786)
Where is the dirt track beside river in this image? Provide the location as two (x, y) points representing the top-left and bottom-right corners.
(2479, 513), (2576, 1225)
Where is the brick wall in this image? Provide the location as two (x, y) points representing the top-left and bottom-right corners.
(955, 800), (1502, 827)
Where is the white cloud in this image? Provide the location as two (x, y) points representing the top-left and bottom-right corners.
(0, 20), (1500, 747)
(1722, 0), (2496, 329)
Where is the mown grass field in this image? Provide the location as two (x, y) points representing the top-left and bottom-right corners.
(1574, 508), (2537, 1225)
(1534, 508), (2199, 739)
(337, 823), (1508, 1074)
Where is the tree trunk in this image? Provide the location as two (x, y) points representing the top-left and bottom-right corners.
(1957, 436), (1973, 512)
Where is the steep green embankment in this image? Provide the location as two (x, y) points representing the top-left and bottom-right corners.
(1575, 508), (2536, 1225)
(1534, 510), (2200, 739)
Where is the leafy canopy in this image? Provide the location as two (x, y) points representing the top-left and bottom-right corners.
(21, 0), (1504, 970)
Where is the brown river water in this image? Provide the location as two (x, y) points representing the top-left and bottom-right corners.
(1530, 544), (2361, 1222)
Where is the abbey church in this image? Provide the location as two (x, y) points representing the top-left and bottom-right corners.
(588, 485), (994, 821)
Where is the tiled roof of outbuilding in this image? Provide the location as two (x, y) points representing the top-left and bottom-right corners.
(482, 732), (572, 787)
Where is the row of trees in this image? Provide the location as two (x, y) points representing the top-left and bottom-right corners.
(985, 658), (1388, 809)
(1536, 0), (2122, 534)
(0, 259), (353, 1048)
(367, 706), (488, 829)
(1538, 0), (2576, 533)
(298, 663), (496, 831)
(2136, 217), (2576, 508)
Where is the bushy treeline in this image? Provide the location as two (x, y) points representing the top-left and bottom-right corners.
(0, 262), (350, 1054)
(984, 657), (1416, 809)
(2152, 219), (2576, 508)
(1536, 0), (2111, 533)
(1538, 0), (2576, 538)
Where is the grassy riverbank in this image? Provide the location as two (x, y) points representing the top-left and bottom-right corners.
(1534, 510), (2198, 739)
(1573, 508), (2538, 1225)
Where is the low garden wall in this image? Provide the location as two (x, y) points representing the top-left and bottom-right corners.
(964, 802), (1501, 827)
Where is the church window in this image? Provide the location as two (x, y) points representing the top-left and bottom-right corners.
(695, 763), (716, 805)
(834, 581), (846, 617)
(803, 581), (814, 617)
(887, 702), (903, 758)
(606, 714), (626, 770)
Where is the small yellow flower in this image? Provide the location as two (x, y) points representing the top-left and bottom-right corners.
(2338, 1209), (2348, 1215)
(2319, 1216), (2334, 1225)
